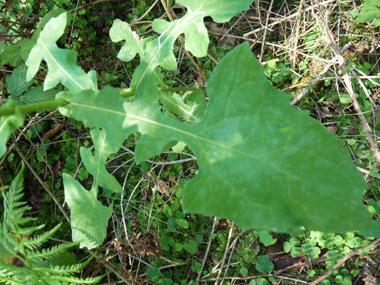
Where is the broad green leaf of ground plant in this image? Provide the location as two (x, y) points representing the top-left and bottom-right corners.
(21, 86), (58, 105)
(60, 43), (371, 233)
(0, 99), (23, 158)
(127, 0), (252, 90)
(63, 174), (112, 249)
(26, 13), (96, 92)
(129, 43), (370, 233)
(177, 0), (254, 22)
(6, 65), (33, 97)
(0, 44), (23, 67)
(80, 129), (122, 194)
(356, 0), (380, 23)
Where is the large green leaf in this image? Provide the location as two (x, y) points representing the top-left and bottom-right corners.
(180, 44), (369, 232)
(59, 43), (370, 233)
(0, 99), (24, 158)
(63, 174), (112, 249)
(25, 13), (96, 92)
(80, 129), (122, 193)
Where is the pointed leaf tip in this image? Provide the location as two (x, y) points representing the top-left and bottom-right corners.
(180, 42), (370, 233)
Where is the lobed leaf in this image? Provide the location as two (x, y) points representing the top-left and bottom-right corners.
(109, 19), (154, 62)
(63, 174), (112, 249)
(80, 129), (122, 193)
(25, 13), (96, 92)
(126, 0), (252, 90)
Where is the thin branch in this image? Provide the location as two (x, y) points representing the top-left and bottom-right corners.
(292, 0), (306, 68)
(197, 217), (218, 282)
(259, 0), (274, 62)
(214, 221), (234, 285)
(12, 139), (71, 224)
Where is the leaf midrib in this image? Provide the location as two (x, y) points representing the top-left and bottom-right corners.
(70, 101), (297, 177)
(135, 6), (205, 89)
(40, 40), (85, 91)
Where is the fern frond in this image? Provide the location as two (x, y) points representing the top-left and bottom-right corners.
(48, 273), (105, 284)
(17, 224), (45, 237)
(2, 225), (22, 254)
(25, 242), (79, 264)
(0, 275), (23, 285)
(2, 163), (33, 239)
(0, 261), (28, 278)
(22, 223), (61, 251)
(13, 207), (36, 225)
(0, 265), (46, 285)
(34, 253), (96, 276)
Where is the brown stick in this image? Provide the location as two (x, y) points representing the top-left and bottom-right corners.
(274, 253), (328, 275)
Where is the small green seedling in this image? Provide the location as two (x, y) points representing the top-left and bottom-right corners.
(255, 255), (274, 273)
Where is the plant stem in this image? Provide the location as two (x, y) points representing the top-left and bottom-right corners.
(0, 99), (66, 116)
(0, 86), (202, 116)
(120, 87), (201, 98)
(161, 87), (201, 93)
